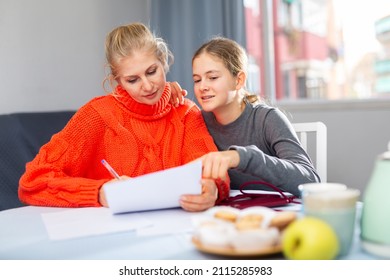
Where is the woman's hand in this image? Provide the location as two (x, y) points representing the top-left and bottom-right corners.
(99, 176), (131, 207)
(201, 150), (240, 180)
(180, 178), (218, 212)
(99, 185), (108, 207)
(169, 81), (187, 107)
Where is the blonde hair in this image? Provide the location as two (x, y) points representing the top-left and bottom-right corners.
(103, 22), (173, 92)
(192, 37), (260, 104)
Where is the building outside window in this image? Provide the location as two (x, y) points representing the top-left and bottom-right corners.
(244, 0), (390, 100)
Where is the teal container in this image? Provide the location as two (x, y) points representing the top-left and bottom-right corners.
(361, 147), (390, 258)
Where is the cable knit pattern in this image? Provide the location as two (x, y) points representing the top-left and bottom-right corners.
(19, 84), (229, 207)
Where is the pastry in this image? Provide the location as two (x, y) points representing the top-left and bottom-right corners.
(192, 206), (297, 253)
(231, 227), (280, 251)
(195, 220), (235, 248)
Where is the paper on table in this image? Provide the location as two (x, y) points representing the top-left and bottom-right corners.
(104, 160), (202, 214)
(136, 208), (201, 236)
(41, 207), (152, 240)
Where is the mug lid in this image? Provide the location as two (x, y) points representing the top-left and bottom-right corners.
(299, 183), (347, 193)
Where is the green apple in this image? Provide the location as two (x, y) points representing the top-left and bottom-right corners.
(282, 217), (339, 260)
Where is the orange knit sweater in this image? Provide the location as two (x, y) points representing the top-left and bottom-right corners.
(18, 84), (229, 207)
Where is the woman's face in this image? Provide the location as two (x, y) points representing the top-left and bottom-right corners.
(192, 53), (238, 112)
(116, 50), (166, 105)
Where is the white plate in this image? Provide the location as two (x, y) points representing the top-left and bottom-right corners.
(192, 236), (282, 257)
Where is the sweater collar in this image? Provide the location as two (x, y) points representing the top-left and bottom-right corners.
(114, 83), (172, 120)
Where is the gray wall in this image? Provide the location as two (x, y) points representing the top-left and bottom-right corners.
(0, 0), (149, 114)
(277, 100), (390, 196)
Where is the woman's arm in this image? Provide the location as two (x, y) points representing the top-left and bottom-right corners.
(18, 105), (110, 207)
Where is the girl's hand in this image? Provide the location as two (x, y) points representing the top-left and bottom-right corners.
(169, 81), (187, 107)
(201, 150), (240, 180)
(180, 178), (218, 212)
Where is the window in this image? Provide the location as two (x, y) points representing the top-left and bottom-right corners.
(244, 0), (390, 100)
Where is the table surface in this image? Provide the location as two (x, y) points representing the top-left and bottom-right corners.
(0, 203), (378, 260)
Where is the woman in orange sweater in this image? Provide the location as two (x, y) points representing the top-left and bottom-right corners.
(18, 22), (229, 212)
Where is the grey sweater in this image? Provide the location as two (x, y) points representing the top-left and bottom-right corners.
(201, 99), (320, 197)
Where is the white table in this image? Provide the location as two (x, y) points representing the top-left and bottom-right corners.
(0, 204), (378, 260)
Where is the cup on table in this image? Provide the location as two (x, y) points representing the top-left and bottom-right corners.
(302, 187), (360, 257)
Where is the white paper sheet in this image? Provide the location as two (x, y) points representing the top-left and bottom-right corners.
(104, 160), (202, 214)
(41, 207), (152, 240)
(135, 208), (201, 236)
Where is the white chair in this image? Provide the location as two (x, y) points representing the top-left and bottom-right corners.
(292, 122), (327, 182)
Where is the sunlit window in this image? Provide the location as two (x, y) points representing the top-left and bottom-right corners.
(244, 0), (390, 100)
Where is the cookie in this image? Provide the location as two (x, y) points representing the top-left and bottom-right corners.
(235, 214), (264, 230)
(269, 211), (296, 230)
(214, 210), (238, 223)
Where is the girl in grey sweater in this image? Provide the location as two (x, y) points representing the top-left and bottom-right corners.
(192, 37), (320, 197)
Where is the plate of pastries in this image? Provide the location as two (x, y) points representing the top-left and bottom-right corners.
(191, 206), (297, 257)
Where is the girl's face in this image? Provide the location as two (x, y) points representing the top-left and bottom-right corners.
(192, 53), (239, 112)
(116, 50), (166, 105)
